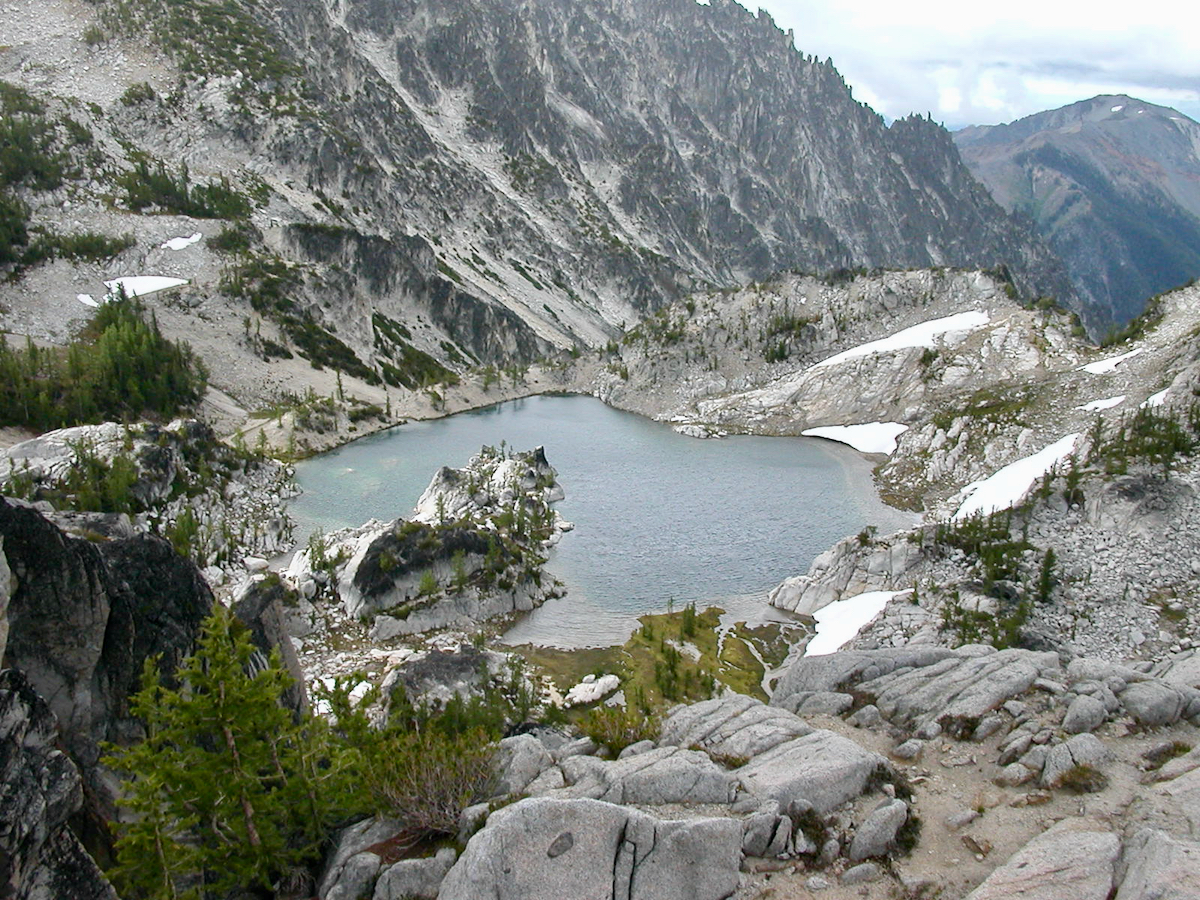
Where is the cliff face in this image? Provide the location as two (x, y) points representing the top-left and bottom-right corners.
(956, 95), (1200, 331)
(0, 0), (1071, 414)
(272, 0), (1071, 318)
(0, 498), (213, 770)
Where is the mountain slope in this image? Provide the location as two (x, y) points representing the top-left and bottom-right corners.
(0, 0), (1072, 415)
(955, 95), (1200, 331)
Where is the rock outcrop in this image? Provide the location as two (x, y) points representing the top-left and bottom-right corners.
(0, 669), (117, 900)
(0, 497), (213, 770)
(440, 797), (742, 900)
(283, 446), (566, 644)
(0, 420), (295, 579)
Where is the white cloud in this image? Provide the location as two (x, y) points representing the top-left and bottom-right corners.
(752, 0), (1200, 126)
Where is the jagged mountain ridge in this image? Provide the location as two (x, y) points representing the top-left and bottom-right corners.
(277, 0), (1073, 328)
(0, 0), (1072, 411)
(955, 95), (1200, 331)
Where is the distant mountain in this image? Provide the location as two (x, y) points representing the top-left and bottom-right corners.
(955, 95), (1200, 331)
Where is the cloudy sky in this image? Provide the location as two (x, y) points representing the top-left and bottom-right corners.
(750, 1), (1200, 128)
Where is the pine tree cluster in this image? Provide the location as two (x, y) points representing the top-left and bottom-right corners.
(0, 296), (207, 430)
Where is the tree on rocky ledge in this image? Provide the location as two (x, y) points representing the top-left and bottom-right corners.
(104, 606), (328, 899)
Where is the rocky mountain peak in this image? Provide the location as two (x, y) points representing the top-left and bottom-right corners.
(955, 95), (1200, 331)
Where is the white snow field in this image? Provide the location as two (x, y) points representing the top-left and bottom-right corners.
(161, 233), (202, 251)
(801, 422), (909, 455)
(953, 433), (1081, 521)
(1075, 395), (1125, 412)
(103, 276), (189, 300)
(812, 310), (990, 369)
(1143, 389), (1170, 408)
(1080, 348), (1143, 375)
(805, 590), (904, 656)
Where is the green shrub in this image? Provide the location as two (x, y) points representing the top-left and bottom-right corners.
(1057, 764), (1109, 794)
(120, 157), (251, 219)
(119, 81), (157, 106)
(364, 728), (496, 846)
(579, 702), (659, 755)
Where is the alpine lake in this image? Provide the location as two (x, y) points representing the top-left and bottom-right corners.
(288, 394), (913, 649)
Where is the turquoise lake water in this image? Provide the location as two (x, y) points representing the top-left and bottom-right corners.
(288, 395), (913, 646)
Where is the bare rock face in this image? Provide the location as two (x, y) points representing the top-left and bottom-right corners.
(438, 797), (741, 900)
(0, 669), (117, 900)
(0, 497), (213, 770)
(0, 537), (11, 662)
(963, 819), (1120, 900)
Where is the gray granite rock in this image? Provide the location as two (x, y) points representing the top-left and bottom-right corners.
(438, 798), (741, 900)
(1115, 828), (1200, 899)
(373, 848), (456, 900)
(557, 747), (732, 805)
(660, 695), (812, 759)
(841, 862), (883, 885)
(736, 729), (885, 813)
(320, 817), (402, 900)
(1042, 734), (1113, 787)
(848, 799), (908, 861)
(1062, 694), (1108, 733)
(963, 820), (1118, 899)
(494, 734), (554, 796)
(1120, 681), (1187, 728)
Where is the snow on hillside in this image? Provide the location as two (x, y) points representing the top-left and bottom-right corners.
(812, 311), (990, 369)
(802, 422), (909, 455)
(953, 433), (1081, 520)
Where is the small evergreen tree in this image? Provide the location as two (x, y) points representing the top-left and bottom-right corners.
(105, 607), (325, 899)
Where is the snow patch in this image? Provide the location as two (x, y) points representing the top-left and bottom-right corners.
(76, 293), (98, 307)
(1080, 348), (1143, 375)
(805, 590), (903, 656)
(1142, 388), (1170, 409)
(953, 433), (1081, 521)
(812, 311), (990, 369)
(1111, 105), (1124, 112)
(1075, 395), (1125, 412)
(104, 276), (189, 299)
(161, 232), (202, 251)
(802, 422), (909, 455)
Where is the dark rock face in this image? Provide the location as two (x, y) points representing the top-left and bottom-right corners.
(232, 578), (310, 714)
(0, 497), (212, 769)
(0, 669), (117, 900)
(956, 95), (1200, 331)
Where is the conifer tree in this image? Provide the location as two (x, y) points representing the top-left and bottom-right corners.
(106, 607), (322, 899)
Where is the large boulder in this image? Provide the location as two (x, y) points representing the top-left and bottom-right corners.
(0, 669), (117, 900)
(963, 819), (1119, 899)
(0, 537), (10, 661)
(736, 729), (885, 814)
(862, 648), (1058, 736)
(0, 498), (212, 769)
(848, 799), (909, 862)
(1041, 733), (1113, 787)
(557, 748), (733, 805)
(1062, 694), (1108, 734)
(771, 648), (955, 705)
(438, 797), (741, 900)
(1115, 828), (1200, 899)
(373, 847), (457, 899)
(659, 695), (812, 759)
(1119, 681), (1188, 728)
(318, 817), (403, 900)
(232, 576), (309, 714)
(1, 496), (214, 863)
